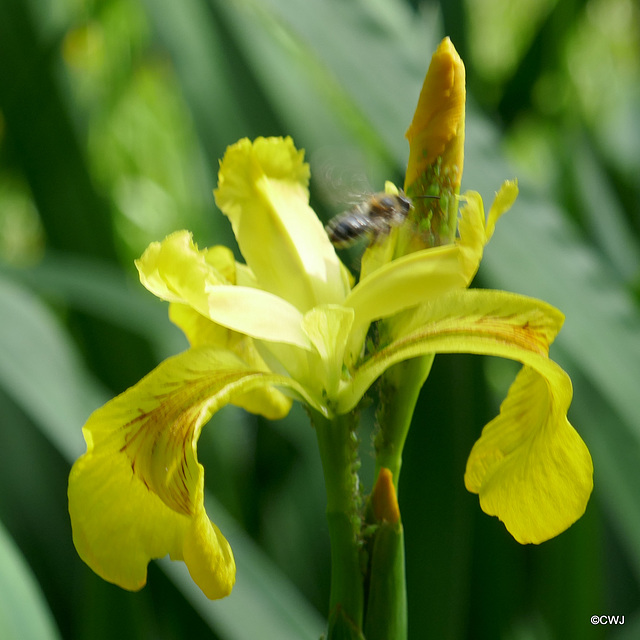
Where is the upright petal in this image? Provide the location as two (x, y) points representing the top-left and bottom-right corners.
(214, 137), (349, 310)
(203, 285), (313, 350)
(301, 305), (355, 399)
(485, 180), (519, 241)
(345, 184), (518, 354)
(344, 244), (466, 364)
(68, 347), (312, 599)
(457, 181), (519, 284)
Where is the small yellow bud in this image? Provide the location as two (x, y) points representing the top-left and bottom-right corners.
(372, 468), (400, 524)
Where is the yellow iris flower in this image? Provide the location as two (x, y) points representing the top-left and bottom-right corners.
(68, 38), (592, 600)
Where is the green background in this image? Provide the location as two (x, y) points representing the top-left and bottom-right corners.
(0, 0), (639, 638)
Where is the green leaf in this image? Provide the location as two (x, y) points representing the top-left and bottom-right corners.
(159, 495), (325, 640)
(364, 521), (407, 640)
(0, 0), (116, 260)
(1, 256), (184, 358)
(0, 521), (61, 640)
(0, 274), (105, 460)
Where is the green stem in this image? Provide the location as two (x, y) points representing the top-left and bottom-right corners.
(309, 408), (365, 639)
(362, 354), (434, 640)
(364, 519), (406, 640)
(374, 354), (434, 487)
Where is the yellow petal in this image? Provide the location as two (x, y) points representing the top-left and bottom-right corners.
(485, 179), (519, 241)
(457, 182), (518, 283)
(344, 244), (466, 365)
(204, 285), (313, 350)
(182, 494), (236, 599)
(343, 289), (592, 541)
(343, 289), (564, 412)
(68, 347), (309, 598)
(456, 191), (486, 279)
(347, 184), (520, 364)
(137, 231), (312, 351)
(359, 182), (404, 277)
(169, 302), (233, 349)
(346, 244), (465, 327)
(69, 448), (235, 599)
(301, 305), (355, 398)
(169, 303), (292, 420)
(136, 230), (231, 317)
(214, 137), (349, 311)
(464, 365), (593, 543)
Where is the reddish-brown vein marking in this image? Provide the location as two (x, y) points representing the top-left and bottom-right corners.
(119, 370), (265, 515)
(372, 312), (551, 368)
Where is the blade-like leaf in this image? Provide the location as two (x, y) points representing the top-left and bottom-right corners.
(1, 257), (184, 358)
(0, 521), (61, 640)
(0, 274), (104, 461)
(160, 494), (325, 640)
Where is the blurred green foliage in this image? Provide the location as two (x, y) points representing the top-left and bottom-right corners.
(0, 0), (639, 638)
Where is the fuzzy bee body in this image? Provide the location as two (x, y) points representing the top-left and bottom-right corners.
(325, 192), (413, 249)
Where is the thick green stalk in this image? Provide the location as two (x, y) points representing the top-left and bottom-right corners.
(362, 355), (433, 639)
(364, 520), (406, 640)
(309, 408), (365, 639)
(364, 468), (407, 640)
(374, 354), (434, 487)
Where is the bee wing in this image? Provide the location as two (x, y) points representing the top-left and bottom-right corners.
(310, 146), (375, 210)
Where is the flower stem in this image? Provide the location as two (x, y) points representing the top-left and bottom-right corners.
(308, 408), (365, 639)
(360, 355), (433, 640)
(374, 355), (434, 487)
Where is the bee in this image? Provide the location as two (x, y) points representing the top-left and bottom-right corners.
(325, 191), (413, 249)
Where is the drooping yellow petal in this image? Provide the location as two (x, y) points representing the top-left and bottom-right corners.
(69, 445), (235, 599)
(464, 364), (593, 543)
(342, 289), (592, 542)
(343, 288), (564, 411)
(214, 137), (349, 311)
(169, 303), (292, 420)
(68, 347), (312, 599)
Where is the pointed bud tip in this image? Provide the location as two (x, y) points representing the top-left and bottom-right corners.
(373, 468), (400, 524)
